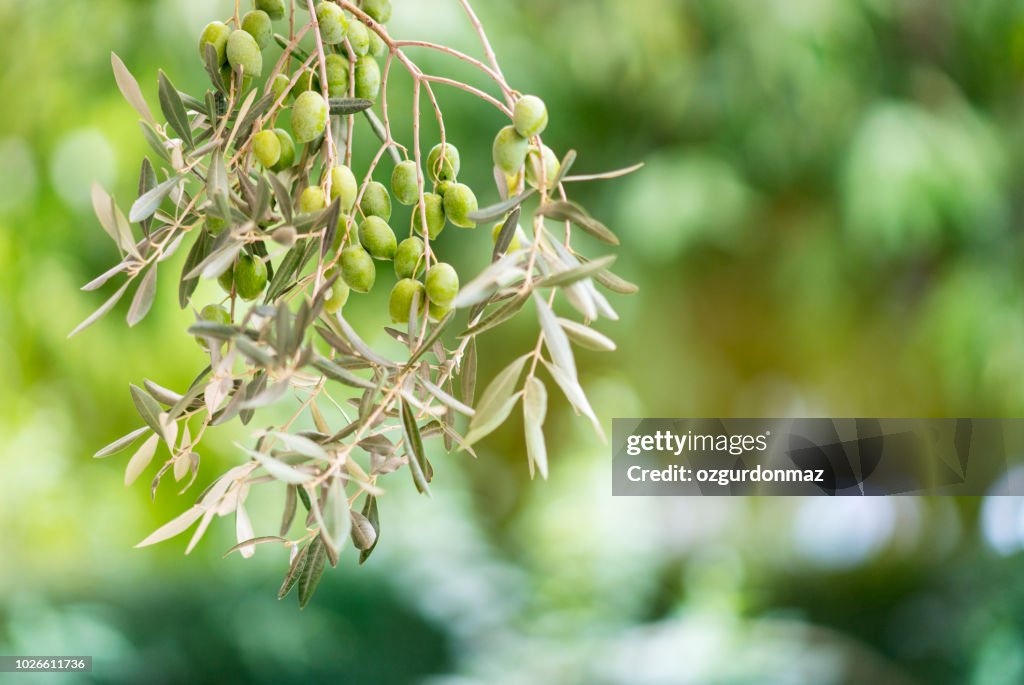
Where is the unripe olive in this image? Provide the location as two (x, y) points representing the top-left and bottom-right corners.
(206, 215), (227, 235)
(292, 68), (317, 96)
(299, 185), (327, 214)
(435, 180), (452, 197)
(525, 144), (560, 190)
(428, 301), (451, 322)
(513, 95), (548, 138)
(348, 21), (370, 56)
(354, 56), (381, 100)
(199, 21), (231, 65)
(220, 254), (268, 300)
(271, 128), (295, 170)
(316, 1), (349, 44)
(325, 53), (350, 96)
(360, 181), (392, 220)
(362, 0), (393, 23)
(391, 160), (420, 206)
(257, 0), (286, 20)
(493, 125), (529, 174)
(252, 130), (281, 168)
(328, 165), (358, 211)
(324, 280), (350, 314)
(196, 304), (231, 349)
(291, 91), (328, 144)
(427, 143), (460, 183)
(359, 216), (398, 260)
(227, 29), (263, 78)
(368, 30), (386, 57)
(394, 236), (426, 279)
(412, 193), (446, 240)
(241, 10), (273, 49)
(270, 73), (292, 102)
(425, 263), (459, 307)
(492, 221), (523, 252)
(442, 183), (478, 228)
(389, 278), (426, 324)
(340, 245), (376, 293)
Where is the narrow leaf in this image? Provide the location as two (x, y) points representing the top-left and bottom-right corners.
(238, 443), (313, 484)
(94, 426), (151, 458)
(126, 267), (158, 326)
(111, 52), (154, 123)
(534, 292), (577, 380)
(400, 398), (432, 495)
(536, 255), (616, 289)
(135, 505), (203, 547)
(124, 433), (160, 486)
(523, 377), (549, 479)
(129, 176), (180, 223)
(538, 201), (619, 245)
(558, 317), (616, 352)
(68, 281), (131, 338)
(158, 70), (194, 148)
(463, 355), (528, 446)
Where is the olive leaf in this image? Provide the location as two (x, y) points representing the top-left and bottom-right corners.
(297, 535), (327, 609)
(536, 255), (616, 289)
(127, 266), (158, 327)
(542, 359), (605, 442)
(94, 426), (151, 459)
(68, 280), (131, 339)
(135, 505), (204, 548)
(533, 292), (577, 381)
(111, 52), (154, 124)
(237, 442), (313, 484)
(558, 317), (617, 352)
(124, 433), (160, 486)
(157, 70), (194, 149)
(322, 478), (351, 555)
(538, 200), (619, 245)
(523, 376), (548, 479)
(468, 187), (536, 224)
(400, 398), (432, 495)
(463, 355), (528, 446)
(330, 97), (374, 115)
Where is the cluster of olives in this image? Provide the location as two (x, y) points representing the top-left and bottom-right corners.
(492, 94), (558, 192)
(195, 1), (397, 325)
(328, 142), (474, 324)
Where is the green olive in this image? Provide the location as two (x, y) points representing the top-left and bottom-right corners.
(412, 192), (446, 240)
(428, 301), (451, 322)
(435, 180), (453, 197)
(347, 21), (370, 56)
(328, 165), (358, 211)
(360, 181), (392, 220)
(256, 0), (286, 20)
(525, 144), (560, 190)
(391, 160), (420, 206)
(425, 263), (459, 307)
(324, 53), (350, 96)
(199, 21), (231, 65)
(389, 278), (426, 324)
(316, 1), (349, 44)
(271, 128), (295, 170)
(206, 214), (227, 235)
(513, 95), (548, 138)
(492, 125), (528, 174)
(241, 10), (273, 49)
(362, 0), (393, 23)
(196, 304), (232, 349)
(442, 182), (478, 228)
(292, 68), (317, 96)
(354, 55), (381, 100)
(394, 236), (426, 279)
(298, 185), (327, 214)
(427, 142), (460, 183)
(340, 245), (376, 293)
(220, 254), (268, 301)
(252, 130), (281, 168)
(359, 216), (398, 260)
(324, 280), (350, 314)
(270, 73), (292, 103)
(492, 221), (522, 252)
(291, 91), (328, 144)
(227, 29), (263, 78)
(368, 29), (386, 57)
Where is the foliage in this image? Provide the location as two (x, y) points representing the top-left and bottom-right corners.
(76, 0), (638, 607)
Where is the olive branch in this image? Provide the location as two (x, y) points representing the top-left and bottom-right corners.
(79, 0), (640, 608)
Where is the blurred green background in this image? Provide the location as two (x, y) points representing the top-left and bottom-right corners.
(4, 0), (1024, 682)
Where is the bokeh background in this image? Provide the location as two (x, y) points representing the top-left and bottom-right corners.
(3, 0), (1024, 682)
